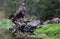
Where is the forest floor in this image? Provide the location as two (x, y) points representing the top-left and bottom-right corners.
(0, 19), (60, 39)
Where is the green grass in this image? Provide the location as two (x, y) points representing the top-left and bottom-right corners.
(0, 19), (14, 29)
(0, 19), (15, 39)
(34, 24), (60, 39)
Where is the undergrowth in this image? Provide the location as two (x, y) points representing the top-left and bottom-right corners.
(34, 24), (60, 39)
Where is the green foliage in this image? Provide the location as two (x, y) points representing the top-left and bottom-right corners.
(1, 0), (60, 20)
(0, 0), (22, 18)
(34, 24), (60, 39)
(0, 19), (14, 29)
(0, 19), (15, 39)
